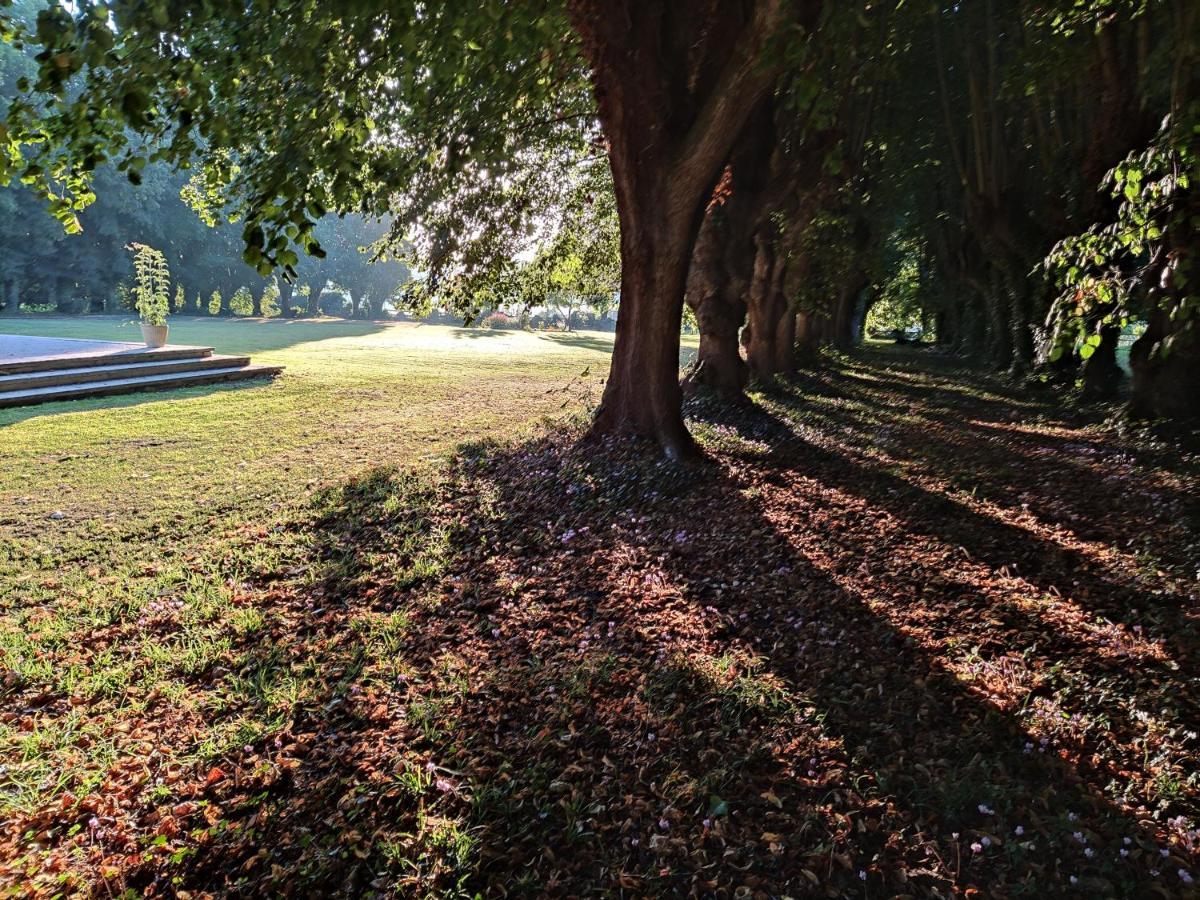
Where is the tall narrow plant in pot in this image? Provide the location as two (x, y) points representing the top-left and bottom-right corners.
(127, 242), (171, 347)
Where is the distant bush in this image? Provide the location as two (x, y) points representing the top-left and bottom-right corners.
(480, 311), (519, 330)
(230, 286), (254, 316)
(260, 282), (281, 317)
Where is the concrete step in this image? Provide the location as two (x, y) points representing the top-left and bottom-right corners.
(0, 354), (251, 392)
(0, 344), (214, 376)
(0, 364), (282, 409)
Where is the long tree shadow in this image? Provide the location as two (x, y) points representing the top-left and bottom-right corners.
(688, 391), (1199, 751)
(157, 412), (1198, 896)
(762, 363), (1200, 570)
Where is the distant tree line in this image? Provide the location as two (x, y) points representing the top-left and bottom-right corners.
(2, 0), (1196, 446)
(0, 0), (408, 319)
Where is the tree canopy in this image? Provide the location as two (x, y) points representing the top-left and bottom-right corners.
(1, 0), (1197, 440)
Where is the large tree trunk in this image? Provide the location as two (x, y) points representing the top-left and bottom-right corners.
(0, 279), (18, 316)
(683, 226), (749, 399)
(1007, 284), (1034, 376)
(686, 325), (747, 399)
(983, 278), (1012, 369)
(600, 224), (696, 456)
(683, 102), (777, 400)
(832, 273), (869, 350)
(794, 311), (827, 364)
(1080, 323), (1123, 401)
(1129, 310), (1200, 422)
(569, 0), (795, 458)
(936, 306), (955, 348)
(743, 234), (787, 379)
(956, 296), (983, 358)
(278, 281), (294, 318)
(218, 283), (236, 316)
(306, 280), (323, 317)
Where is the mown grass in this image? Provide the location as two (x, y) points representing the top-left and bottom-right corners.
(0, 318), (698, 874)
(2, 327), (1196, 896)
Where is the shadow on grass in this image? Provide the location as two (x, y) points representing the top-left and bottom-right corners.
(536, 332), (616, 354)
(763, 359), (1200, 570)
(448, 327), (513, 340)
(0, 375), (283, 428)
(155, 368), (1198, 896)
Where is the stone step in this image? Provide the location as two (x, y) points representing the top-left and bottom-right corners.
(0, 354), (252, 393)
(0, 364), (282, 409)
(0, 344), (214, 376)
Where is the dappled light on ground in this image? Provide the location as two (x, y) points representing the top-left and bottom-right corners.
(1, 349), (1196, 896)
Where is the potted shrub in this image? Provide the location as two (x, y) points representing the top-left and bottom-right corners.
(127, 242), (171, 347)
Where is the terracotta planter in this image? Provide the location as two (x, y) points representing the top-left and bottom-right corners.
(141, 323), (169, 348)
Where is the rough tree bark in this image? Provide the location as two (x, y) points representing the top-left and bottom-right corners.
(306, 280), (323, 317)
(0, 279), (17, 316)
(569, 0), (803, 458)
(278, 281), (294, 318)
(743, 230), (785, 378)
(683, 211), (750, 399)
(1004, 269), (1034, 376)
(1080, 323), (1123, 401)
(982, 279), (1012, 369)
(682, 108), (775, 400)
(1129, 309), (1200, 422)
(832, 274), (869, 350)
(218, 282), (236, 316)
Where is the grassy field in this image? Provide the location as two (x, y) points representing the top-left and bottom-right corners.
(0, 317), (653, 528)
(0, 317), (705, 891)
(2, 319), (1197, 896)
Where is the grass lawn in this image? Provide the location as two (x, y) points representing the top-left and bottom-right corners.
(0, 317), (672, 531)
(0, 317), (699, 891)
(1, 322), (1197, 897)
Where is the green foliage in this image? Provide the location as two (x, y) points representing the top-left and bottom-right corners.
(868, 232), (929, 337)
(1045, 100), (1198, 361)
(261, 281), (281, 318)
(509, 161), (620, 325)
(479, 311), (519, 330)
(127, 242), (169, 326)
(0, 0), (585, 286)
(229, 286), (254, 317)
